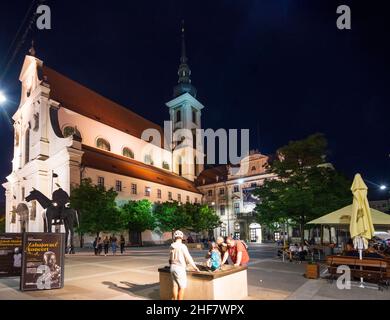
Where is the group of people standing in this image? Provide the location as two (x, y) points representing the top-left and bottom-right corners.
(169, 231), (250, 300)
(93, 234), (126, 256)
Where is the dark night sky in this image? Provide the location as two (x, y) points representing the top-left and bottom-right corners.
(0, 0), (389, 201)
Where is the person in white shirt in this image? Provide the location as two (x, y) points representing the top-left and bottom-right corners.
(169, 230), (200, 300)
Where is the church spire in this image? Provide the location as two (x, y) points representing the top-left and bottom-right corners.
(173, 20), (197, 98)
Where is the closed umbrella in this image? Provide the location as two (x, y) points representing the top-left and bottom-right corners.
(349, 173), (375, 288)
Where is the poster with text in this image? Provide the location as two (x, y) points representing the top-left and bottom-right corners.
(20, 233), (65, 291)
(0, 233), (23, 277)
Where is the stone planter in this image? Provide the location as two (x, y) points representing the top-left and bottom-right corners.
(158, 265), (248, 300)
(306, 263), (320, 279)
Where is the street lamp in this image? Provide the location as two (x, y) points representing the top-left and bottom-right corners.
(380, 185), (387, 191)
(0, 91), (6, 104)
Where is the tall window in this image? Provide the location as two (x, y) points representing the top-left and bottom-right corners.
(186, 195), (190, 203)
(176, 110), (181, 123)
(234, 202), (240, 214)
(233, 185), (239, 193)
(207, 190), (213, 197)
(144, 154), (153, 165)
(122, 147), (134, 159)
(131, 183), (137, 195)
(97, 177), (105, 188)
(162, 161), (170, 170)
(24, 129), (30, 165)
(220, 205), (225, 216)
(145, 186), (151, 197)
(178, 194), (182, 202)
(219, 188), (225, 195)
(192, 108), (197, 124)
(194, 156), (197, 175)
(115, 180), (122, 192)
(96, 138), (110, 151)
(168, 192), (172, 201)
(157, 189), (162, 199)
(194, 198), (198, 204)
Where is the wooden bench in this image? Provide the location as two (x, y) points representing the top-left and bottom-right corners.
(326, 255), (390, 287)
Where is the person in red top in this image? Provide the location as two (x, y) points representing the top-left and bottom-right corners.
(221, 237), (250, 267)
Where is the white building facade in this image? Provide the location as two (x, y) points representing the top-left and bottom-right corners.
(197, 152), (277, 243)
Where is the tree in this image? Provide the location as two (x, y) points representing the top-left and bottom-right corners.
(120, 200), (155, 244)
(70, 178), (121, 238)
(153, 201), (189, 237)
(254, 134), (351, 244)
(184, 203), (221, 234)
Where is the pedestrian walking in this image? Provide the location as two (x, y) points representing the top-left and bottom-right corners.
(97, 237), (103, 255)
(110, 234), (117, 255)
(103, 236), (110, 256)
(93, 237), (98, 255)
(120, 235), (125, 254)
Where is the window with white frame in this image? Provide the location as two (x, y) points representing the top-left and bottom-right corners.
(233, 185), (239, 193)
(115, 180), (122, 192)
(131, 183), (137, 195)
(220, 204), (225, 216)
(157, 189), (162, 199)
(145, 186), (151, 197)
(97, 176), (105, 188)
(168, 192), (172, 200)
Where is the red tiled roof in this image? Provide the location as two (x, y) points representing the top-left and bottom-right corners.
(41, 66), (164, 142)
(81, 145), (201, 194)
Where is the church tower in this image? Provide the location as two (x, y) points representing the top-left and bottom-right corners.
(166, 22), (205, 181)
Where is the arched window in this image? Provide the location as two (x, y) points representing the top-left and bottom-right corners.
(251, 166), (256, 171)
(96, 138), (111, 151)
(122, 147), (134, 159)
(24, 129), (30, 165)
(63, 126), (75, 138)
(144, 154), (154, 165)
(162, 161), (170, 170)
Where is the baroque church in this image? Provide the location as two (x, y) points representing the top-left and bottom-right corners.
(3, 28), (207, 244)
(3, 28), (270, 244)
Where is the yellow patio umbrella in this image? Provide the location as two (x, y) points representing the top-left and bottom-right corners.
(349, 173), (375, 250)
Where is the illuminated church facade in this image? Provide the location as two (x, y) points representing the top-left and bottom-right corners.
(2, 30), (206, 244)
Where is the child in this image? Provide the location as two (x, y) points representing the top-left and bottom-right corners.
(206, 242), (221, 271)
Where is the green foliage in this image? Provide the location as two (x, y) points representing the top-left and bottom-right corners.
(153, 201), (189, 233)
(254, 134), (351, 242)
(120, 199), (155, 232)
(184, 203), (221, 233)
(70, 178), (121, 236)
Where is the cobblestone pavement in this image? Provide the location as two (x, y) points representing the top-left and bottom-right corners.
(0, 244), (389, 300)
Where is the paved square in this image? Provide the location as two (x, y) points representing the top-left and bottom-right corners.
(0, 244), (389, 300)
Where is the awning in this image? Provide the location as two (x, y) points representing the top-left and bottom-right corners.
(307, 205), (390, 225)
